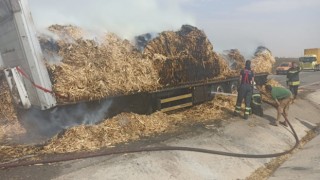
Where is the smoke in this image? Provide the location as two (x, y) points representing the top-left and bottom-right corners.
(254, 46), (272, 56)
(28, 0), (196, 40)
(18, 99), (113, 144)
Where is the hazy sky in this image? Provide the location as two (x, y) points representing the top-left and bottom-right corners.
(29, 0), (320, 58)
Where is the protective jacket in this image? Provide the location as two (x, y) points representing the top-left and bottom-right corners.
(234, 69), (254, 118)
(287, 67), (301, 86)
(240, 69), (254, 85)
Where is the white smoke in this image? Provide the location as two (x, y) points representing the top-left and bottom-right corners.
(29, 0), (196, 40)
(19, 99), (113, 143)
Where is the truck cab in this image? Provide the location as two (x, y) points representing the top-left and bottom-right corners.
(299, 55), (319, 71)
(300, 48), (320, 71)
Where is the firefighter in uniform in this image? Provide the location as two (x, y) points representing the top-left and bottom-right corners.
(234, 60), (254, 119)
(286, 62), (301, 101)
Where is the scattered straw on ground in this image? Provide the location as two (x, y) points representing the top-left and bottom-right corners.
(0, 95), (236, 162)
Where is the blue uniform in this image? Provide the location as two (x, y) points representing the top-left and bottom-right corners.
(234, 69), (254, 118)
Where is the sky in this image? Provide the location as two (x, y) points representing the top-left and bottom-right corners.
(28, 0), (320, 58)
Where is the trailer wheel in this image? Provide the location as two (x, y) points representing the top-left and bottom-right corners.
(230, 82), (238, 94)
(215, 85), (225, 93)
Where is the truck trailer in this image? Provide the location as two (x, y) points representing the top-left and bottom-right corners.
(0, 0), (268, 118)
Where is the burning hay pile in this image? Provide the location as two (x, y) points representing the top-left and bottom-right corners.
(41, 25), (275, 102)
(143, 25), (221, 86)
(251, 46), (276, 73)
(42, 25), (161, 103)
(0, 76), (26, 142)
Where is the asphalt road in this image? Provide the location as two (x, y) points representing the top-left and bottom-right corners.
(269, 70), (320, 87)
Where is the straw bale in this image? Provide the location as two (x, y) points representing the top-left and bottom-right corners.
(43, 26), (161, 103)
(251, 46), (275, 74)
(144, 25), (221, 86)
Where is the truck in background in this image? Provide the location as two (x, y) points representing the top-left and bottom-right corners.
(299, 48), (320, 71)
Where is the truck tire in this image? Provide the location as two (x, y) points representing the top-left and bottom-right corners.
(230, 82), (238, 94)
(214, 85), (225, 93)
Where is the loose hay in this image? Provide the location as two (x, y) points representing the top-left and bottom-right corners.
(222, 49), (245, 71)
(0, 76), (26, 142)
(144, 25), (221, 86)
(43, 26), (161, 103)
(251, 46), (276, 74)
(0, 95), (236, 161)
(42, 25), (275, 102)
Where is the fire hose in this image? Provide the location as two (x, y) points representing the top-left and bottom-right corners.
(0, 112), (299, 169)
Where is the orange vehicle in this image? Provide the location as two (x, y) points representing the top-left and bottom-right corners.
(275, 62), (293, 75)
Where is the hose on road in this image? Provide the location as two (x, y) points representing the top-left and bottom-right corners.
(0, 113), (299, 169)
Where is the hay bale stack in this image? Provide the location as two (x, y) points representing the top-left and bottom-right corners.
(144, 25), (221, 86)
(43, 25), (160, 103)
(251, 46), (276, 73)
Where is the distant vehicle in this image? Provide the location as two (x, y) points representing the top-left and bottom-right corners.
(275, 62), (292, 75)
(299, 48), (320, 71)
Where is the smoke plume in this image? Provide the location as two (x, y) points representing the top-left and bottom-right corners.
(29, 0), (196, 40)
(18, 99), (113, 144)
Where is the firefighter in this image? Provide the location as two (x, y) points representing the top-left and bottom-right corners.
(286, 62), (301, 101)
(265, 85), (293, 126)
(234, 60), (254, 119)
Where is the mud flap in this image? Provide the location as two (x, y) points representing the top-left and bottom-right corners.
(4, 67), (31, 109)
